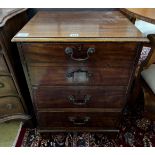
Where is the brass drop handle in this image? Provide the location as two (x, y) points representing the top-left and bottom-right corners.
(68, 116), (90, 125)
(0, 82), (4, 88)
(65, 47), (95, 61)
(68, 95), (91, 105)
(66, 69), (92, 79)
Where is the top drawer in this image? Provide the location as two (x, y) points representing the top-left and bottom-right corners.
(21, 43), (138, 67)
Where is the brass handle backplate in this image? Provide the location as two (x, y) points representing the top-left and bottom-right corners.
(66, 69), (92, 80)
(68, 95), (91, 105)
(68, 116), (90, 125)
(65, 47), (95, 61)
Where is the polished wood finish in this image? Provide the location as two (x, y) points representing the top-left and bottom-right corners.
(12, 11), (148, 42)
(13, 11), (148, 132)
(37, 111), (120, 130)
(0, 8), (31, 122)
(33, 86), (126, 109)
(21, 43), (138, 67)
(121, 9), (155, 24)
(29, 66), (132, 86)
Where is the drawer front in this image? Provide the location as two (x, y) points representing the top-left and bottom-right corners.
(0, 76), (18, 96)
(0, 54), (9, 74)
(33, 86), (127, 109)
(0, 96), (24, 115)
(37, 111), (120, 129)
(29, 66), (132, 86)
(22, 43), (138, 67)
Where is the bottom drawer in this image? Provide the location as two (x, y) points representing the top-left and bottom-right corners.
(0, 96), (24, 115)
(37, 111), (121, 130)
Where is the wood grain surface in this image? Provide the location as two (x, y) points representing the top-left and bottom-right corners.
(14, 10), (147, 131)
(33, 86), (126, 109)
(121, 8), (155, 24)
(12, 11), (148, 42)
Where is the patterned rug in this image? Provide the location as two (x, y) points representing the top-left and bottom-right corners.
(18, 116), (155, 147)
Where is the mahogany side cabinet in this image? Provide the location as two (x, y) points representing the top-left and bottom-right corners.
(12, 10), (149, 132)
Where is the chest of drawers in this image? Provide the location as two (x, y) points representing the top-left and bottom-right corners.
(12, 10), (149, 132)
(0, 9), (30, 122)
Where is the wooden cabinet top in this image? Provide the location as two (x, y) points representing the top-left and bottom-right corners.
(0, 8), (27, 27)
(12, 11), (149, 42)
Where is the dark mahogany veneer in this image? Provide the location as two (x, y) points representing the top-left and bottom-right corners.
(12, 11), (149, 132)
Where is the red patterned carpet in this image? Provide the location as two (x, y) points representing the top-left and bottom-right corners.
(16, 116), (155, 147)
